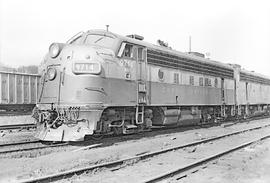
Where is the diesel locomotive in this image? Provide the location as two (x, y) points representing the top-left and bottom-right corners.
(34, 29), (270, 141)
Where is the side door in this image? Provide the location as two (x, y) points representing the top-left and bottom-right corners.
(134, 46), (148, 105)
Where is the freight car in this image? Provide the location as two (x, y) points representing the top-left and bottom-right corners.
(0, 71), (40, 113)
(34, 29), (270, 141)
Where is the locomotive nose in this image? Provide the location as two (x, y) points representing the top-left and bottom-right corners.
(59, 48), (106, 106)
(68, 47), (102, 75)
(39, 45), (105, 105)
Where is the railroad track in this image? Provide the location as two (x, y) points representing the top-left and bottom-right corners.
(0, 140), (40, 148)
(144, 134), (270, 183)
(0, 123), (36, 131)
(1, 116), (269, 157)
(0, 140), (68, 155)
(19, 122), (270, 183)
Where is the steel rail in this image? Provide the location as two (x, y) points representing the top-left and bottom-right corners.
(0, 140), (40, 148)
(19, 123), (270, 183)
(0, 123), (36, 130)
(143, 134), (270, 183)
(0, 142), (69, 155)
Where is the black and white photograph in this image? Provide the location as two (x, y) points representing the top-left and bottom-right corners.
(0, 0), (270, 182)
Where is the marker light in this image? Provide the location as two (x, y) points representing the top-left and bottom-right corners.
(49, 43), (61, 58)
(47, 68), (57, 80)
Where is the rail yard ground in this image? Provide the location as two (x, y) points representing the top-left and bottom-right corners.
(173, 140), (270, 183)
(0, 116), (270, 183)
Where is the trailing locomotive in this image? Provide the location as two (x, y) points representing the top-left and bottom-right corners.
(34, 29), (270, 141)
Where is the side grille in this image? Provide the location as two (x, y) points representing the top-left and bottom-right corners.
(147, 49), (234, 79)
(240, 72), (270, 85)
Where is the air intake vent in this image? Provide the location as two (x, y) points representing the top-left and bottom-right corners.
(126, 34), (144, 40)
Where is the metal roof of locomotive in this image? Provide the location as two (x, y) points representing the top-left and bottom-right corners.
(86, 30), (270, 81)
(240, 68), (270, 80)
(86, 29), (233, 71)
(120, 32), (270, 81)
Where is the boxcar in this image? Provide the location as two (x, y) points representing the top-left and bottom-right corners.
(0, 71), (40, 112)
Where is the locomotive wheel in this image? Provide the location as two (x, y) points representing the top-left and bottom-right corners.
(90, 134), (104, 140)
(112, 126), (124, 135)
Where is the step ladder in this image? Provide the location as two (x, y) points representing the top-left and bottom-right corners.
(136, 105), (144, 125)
(136, 80), (147, 125)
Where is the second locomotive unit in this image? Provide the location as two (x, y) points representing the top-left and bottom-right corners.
(35, 29), (270, 141)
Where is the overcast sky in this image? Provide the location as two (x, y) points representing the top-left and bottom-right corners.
(0, 0), (270, 76)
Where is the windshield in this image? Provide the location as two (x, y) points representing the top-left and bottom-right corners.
(70, 36), (84, 44)
(84, 34), (116, 49)
(67, 31), (84, 44)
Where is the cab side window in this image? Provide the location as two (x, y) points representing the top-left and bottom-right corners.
(124, 44), (133, 58)
(117, 42), (134, 58)
(138, 47), (143, 60)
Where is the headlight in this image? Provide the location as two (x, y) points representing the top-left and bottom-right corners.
(73, 62), (101, 74)
(47, 68), (57, 80)
(49, 43), (61, 58)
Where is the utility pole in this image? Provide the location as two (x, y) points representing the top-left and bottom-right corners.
(189, 36), (191, 53)
(106, 25), (109, 32)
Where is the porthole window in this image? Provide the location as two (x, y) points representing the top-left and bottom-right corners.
(158, 69), (164, 81)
